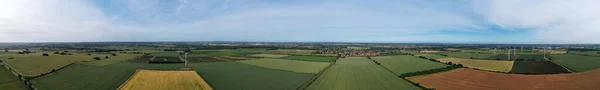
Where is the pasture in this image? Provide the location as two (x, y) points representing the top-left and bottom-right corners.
(306, 57), (420, 90)
(509, 61), (570, 74)
(250, 54), (289, 58)
(437, 57), (513, 72)
(282, 56), (337, 62)
(0, 66), (28, 90)
(238, 58), (330, 74)
(552, 54), (600, 72)
(371, 55), (448, 75)
(408, 68), (600, 90)
(118, 70), (212, 90)
(190, 62), (313, 90)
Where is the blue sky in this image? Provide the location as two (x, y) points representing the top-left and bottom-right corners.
(1, 0), (599, 43)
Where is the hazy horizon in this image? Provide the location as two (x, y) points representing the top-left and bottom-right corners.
(1, 0), (599, 43)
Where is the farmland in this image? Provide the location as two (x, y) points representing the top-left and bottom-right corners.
(306, 57), (420, 90)
(238, 58), (330, 74)
(2, 54), (140, 77)
(118, 70), (212, 90)
(484, 54), (516, 60)
(0, 66), (28, 90)
(552, 54), (600, 72)
(250, 54), (289, 58)
(371, 55), (448, 75)
(415, 54), (446, 59)
(408, 68), (600, 90)
(148, 52), (181, 57)
(188, 50), (238, 57)
(516, 54), (546, 61)
(437, 57), (513, 72)
(438, 52), (496, 59)
(190, 62), (313, 90)
(282, 56), (337, 62)
(509, 60), (570, 74)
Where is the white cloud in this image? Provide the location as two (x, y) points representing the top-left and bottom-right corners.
(480, 0), (600, 43)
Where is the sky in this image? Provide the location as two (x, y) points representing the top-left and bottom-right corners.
(0, 0), (599, 44)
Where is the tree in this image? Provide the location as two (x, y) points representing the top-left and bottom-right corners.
(112, 53), (117, 56)
(93, 57), (101, 60)
(3, 48), (7, 52)
(42, 53), (49, 56)
(105, 56), (109, 59)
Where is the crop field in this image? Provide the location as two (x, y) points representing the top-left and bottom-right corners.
(346, 46), (370, 50)
(419, 50), (440, 53)
(437, 57), (513, 72)
(148, 52), (180, 57)
(188, 50), (238, 57)
(190, 62), (313, 90)
(438, 52), (496, 59)
(79, 54), (141, 66)
(306, 57), (420, 90)
(250, 54), (289, 58)
(282, 56), (337, 62)
(119, 70), (212, 90)
(131, 56), (153, 62)
(263, 49), (316, 55)
(516, 54), (546, 61)
(415, 54), (446, 59)
(510, 61), (570, 74)
(484, 54), (516, 60)
(2, 54), (138, 77)
(372, 55), (448, 75)
(238, 58), (330, 74)
(569, 51), (600, 56)
(187, 57), (225, 62)
(408, 68), (600, 90)
(231, 50), (260, 56)
(149, 56), (183, 63)
(552, 54), (600, 72)
(0, 66), (28, 90)
(30, 62), (183, 90)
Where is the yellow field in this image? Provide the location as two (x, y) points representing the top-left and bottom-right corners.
(437, 57), (514, 72)
(119, 70), (212, 90)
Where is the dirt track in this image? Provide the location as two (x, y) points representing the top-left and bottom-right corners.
(408, 68), (600, 90)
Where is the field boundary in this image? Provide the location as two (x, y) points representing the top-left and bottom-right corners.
(298, 58), (337, 90)
(117, 69), (141, 90)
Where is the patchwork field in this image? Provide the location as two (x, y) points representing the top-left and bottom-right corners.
(188, 50), (238, 57)
(372, 55), (448, 75)
(282, 56), (337, 62)
(552, 54), (600, 72)
(510, 61), (570, 74)
(419, 50), (440, 53)
(0, 66), (28, 90)
(3, 54), (139, 77)
(437, 57), (513, 72)
(415, 54), (446, 59)
(119, 70), (212, 90)
(306, 57), (420, 90)
(408, 68), (600, 90)
(149, 56), (183, 63)
(190, 62), (313, 90)
(263, 49), (316, 55)
(148, 52), (180, 57)
(485, 54), (516, 60)
(438, 52), (495, 59)
(238, 58), (330, 74)
(250, 54), (289, 58)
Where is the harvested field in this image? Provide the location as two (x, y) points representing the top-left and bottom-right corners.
(510, 61), (570, 74)
(282, 56), (337, 62)
(250, 54), (289, 58)
(415, 54), (446, 59)
(306, 57), (420, 90)
(437, 57), (513, 72)
(408, 68), (600, 90)
(119, 70), (212, 90)
(238, 58), (329, 74)
(552, 54), (600, 72)
(372, 55), (448, 75)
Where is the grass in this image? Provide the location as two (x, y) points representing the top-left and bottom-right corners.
(438, 52), (496, 59)
(0, 66), (28, 90)
(188, 50), (238, 57)
(250, 54), (289, 58)
(569, 51), (600, 56)
(263, 49), (316, 55)
(238, 58), (330, 74)
(80, 54), (141, 66)
(516, 54), (546, 61)
(282, 56), (337, 62)
(372, 55), (448, 75)
(119, 70), (212, 90)
(415, 54), (447, 59)
(148, 52), (181, 57)
(2, 53), (140, 77)
(552, 54), (600, 72)
(306, 57), (420, 90)
(437, 57), (514, 72)
(190, 62), (313, 90)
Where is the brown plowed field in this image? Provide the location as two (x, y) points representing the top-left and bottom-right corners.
(408, 68), (600, 90)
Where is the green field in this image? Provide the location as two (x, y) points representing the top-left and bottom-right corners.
(0, 66), (28, 90)
(439, 52), (496, 59)
(2, 54), (140, 77)
(307, 57), (420, 90)
(569, 51), (600, 57)
(552, 54), (600, 72)
(372, 55), (448, 75)
(148, 52), (181, 57)
(282, 56), (337, 62)
(188, 50), (238, 57)
(191, 62), (313, 90)
(238, 58), (330, 74)
(250, 54), (289, 58)
(415, 54), (447, 59)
